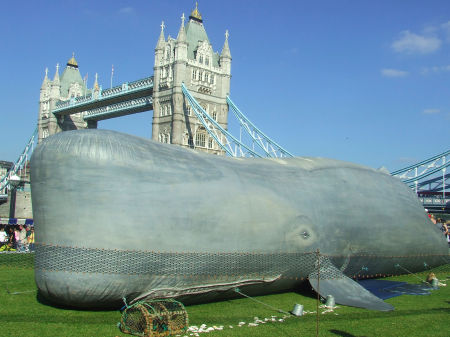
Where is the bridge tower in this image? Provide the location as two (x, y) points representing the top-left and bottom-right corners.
(152, 4), (232, 154)
(37, 54), (93, 144)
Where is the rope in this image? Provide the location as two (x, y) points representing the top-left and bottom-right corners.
(233, 288), (291, 316)
(394, 264), (432, 285)
(316, 249), (320, 337)
(5, 286), (35, 295)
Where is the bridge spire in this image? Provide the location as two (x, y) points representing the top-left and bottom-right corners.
(221, 29), (231, 59)
(189, 2), (202, 23)
(156, 21), (165, 50)
(177, 13), (187, 42)
(67, 52), (78, 68)
(93, 73), (99, 91)
(41, 67), (49, 89)
(52, 63), (60, 84)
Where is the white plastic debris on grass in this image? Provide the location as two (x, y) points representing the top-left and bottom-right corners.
(183, 313), (297, 335)
(319, 304), (340, 315)
(186, 324), (225, 334)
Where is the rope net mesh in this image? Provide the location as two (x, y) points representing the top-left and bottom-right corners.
(1, 245), (449, 281)
(119, 299), (188, 337)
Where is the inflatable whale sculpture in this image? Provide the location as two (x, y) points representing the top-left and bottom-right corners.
(31, 129), (448, 310)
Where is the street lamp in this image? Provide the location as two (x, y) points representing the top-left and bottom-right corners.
(8, 174), (21, 220)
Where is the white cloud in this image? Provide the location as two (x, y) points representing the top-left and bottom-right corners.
(381, 68), (408, 78)
(441, 21), (450, 41)
(421, 65), (450, 74)
(392, 30), (441, 54)
(423, 108), (440, 114)
(118, 7), (135, 15)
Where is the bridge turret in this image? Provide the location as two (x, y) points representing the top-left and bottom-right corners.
(37, 55), (94, 143)
(220, 30), (232, 96)
(151, 3), (231, 154)
(39, 68), (49, 101)
(46, 63), (63, 137)
(152, 21), (166, 142)
(171, 13), (189, 146)
(93, 73), (100, 98)
(175, 13), (187, 62)
(50, 63), (60, 100)
(38, 68), (52, 143)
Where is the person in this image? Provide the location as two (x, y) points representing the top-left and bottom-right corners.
(6, 226), (15, 247)
(443, 221), (450, 247)
(14, 226), (20, 250)
(430, 214), (437, 225)
(0, 242), (16, 251)
(27, 227), (35, 252)
(0, 226), (8, 247)
(17, 225), (27, 252)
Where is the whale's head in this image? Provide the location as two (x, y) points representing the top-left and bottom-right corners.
(284, 159), (449, 270)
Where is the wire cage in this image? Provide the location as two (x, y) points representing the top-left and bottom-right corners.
(119, 299), (189, 337)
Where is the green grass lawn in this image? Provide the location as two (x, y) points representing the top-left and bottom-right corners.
(1, 254), (449, 337)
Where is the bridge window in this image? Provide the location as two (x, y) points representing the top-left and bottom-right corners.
(159, 106), (163, 117)
(195, 133), (206, 148)
(205, 57), (209, 66)
(212, 111), (217, 121)
(208, 138), (213, 149)
(199, 55), (203, 64)
(192, 69), (197, 80)
(205, 73), (209, 82)
(185, 106), (192, 116)
(210, 74), (214, 84)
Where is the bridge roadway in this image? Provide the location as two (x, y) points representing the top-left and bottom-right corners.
(52, 76), (153, 121)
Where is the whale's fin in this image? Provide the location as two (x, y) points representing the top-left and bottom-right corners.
(308, 258), (394, 311)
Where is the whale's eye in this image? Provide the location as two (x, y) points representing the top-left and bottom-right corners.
(300, 231), (310, 239)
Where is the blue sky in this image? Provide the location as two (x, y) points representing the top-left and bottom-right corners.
(1, 0), (449, 171)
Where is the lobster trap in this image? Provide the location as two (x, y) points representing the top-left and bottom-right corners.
(118, 299), (189, 337)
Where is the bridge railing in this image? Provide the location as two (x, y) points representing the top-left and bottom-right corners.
(54, 76), (154, 113)
(84, 96), (153, 121)
(391, 150), (449, 211)
(391, 151), (449, 181)
(0, 127), (38, 194)
(182, 83), (294, 158)
(226, 96), (293, 158)
(182, 84), (262, 157)
(391, 150), (449, 193)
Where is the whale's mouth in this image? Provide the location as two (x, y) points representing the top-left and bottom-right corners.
(129, 275), (283, 305)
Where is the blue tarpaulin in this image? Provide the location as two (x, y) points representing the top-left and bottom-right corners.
(358, 279), (434, 300)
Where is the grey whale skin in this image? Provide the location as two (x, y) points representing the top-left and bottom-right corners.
(31, 129), (448, 310)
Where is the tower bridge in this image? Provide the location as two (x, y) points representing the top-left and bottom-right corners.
(0, 3), (448, 219)
(38, 4), (234, 158)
